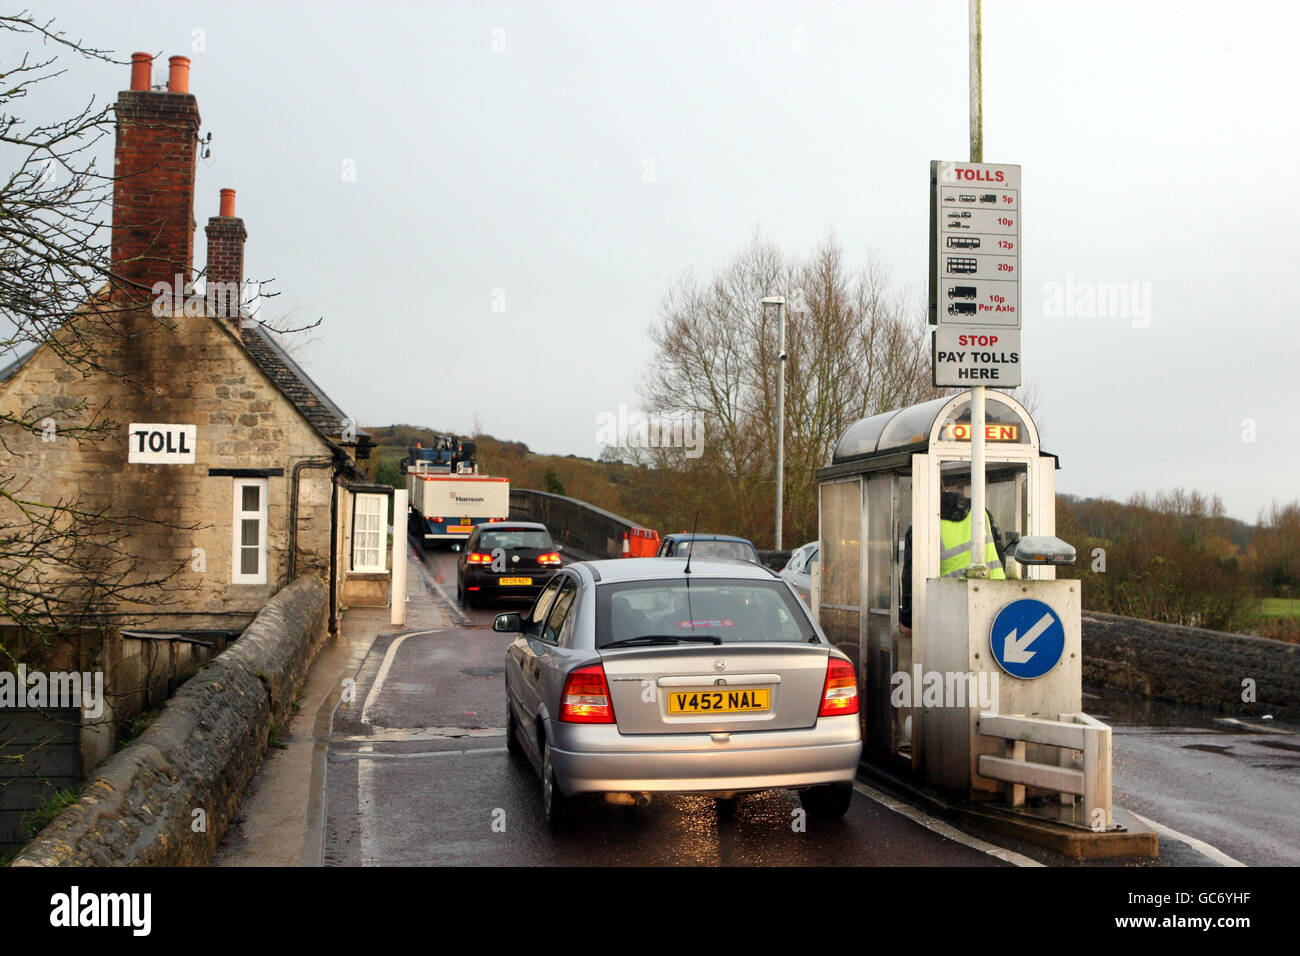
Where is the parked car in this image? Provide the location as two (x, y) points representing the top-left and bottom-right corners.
(654, 533), (761, 564)
(456, 521), (563, 609)
(780, 541), (819, 604)
(496, 557), (862, 828)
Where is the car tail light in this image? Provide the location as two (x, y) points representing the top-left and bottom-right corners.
(466, 552), (493, 564)
(559, 665), (616, 723)
(538, 552), (562, 565)
(818, 657), (859, 717)
(431, 517), (443, 523)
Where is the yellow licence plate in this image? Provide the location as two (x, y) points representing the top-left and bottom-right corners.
(450, 526), (474, 534)
(498, 577), (532, 586)
(668, 688), (770, 714)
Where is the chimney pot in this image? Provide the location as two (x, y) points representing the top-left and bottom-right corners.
(130, 52), (153, 91)
(167, 55), (191, 93)
(219, 188), (236, 217)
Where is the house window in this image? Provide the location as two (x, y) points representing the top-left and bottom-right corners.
(232, 478), (269, 584)
(352, 493), (388, 573)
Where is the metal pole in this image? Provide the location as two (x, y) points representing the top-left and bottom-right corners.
(968, 0), (987, 571)
(969, 0), (983, 166)
(775, 301), (786, 551)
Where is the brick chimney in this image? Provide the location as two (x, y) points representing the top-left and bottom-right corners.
(111, 53), (201, 304)
(205, 188), (246, 329)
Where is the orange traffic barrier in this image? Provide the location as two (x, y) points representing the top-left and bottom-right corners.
(623, 528), (661, 557)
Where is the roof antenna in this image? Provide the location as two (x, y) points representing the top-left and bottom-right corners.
(683, 509), (700, 575)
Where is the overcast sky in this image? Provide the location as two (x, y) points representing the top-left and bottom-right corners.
(10, 0), (1299, 522)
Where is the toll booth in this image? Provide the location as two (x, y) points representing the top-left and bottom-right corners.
(814, 390), (1111, 828)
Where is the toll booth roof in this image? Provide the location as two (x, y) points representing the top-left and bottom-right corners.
(822, 390), (1052, 476)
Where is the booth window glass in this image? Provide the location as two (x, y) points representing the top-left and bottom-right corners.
(821, 480), (861, 608)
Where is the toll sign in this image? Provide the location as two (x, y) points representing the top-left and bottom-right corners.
(929, 161), (1021, 330)
(932, 327), (1021, 387)
(128, 423), (197, 464)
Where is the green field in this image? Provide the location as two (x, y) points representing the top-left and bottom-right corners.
(1261, 598), (1300, 618)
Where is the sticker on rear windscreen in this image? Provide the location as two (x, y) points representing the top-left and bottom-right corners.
(678, 619), (735, 629)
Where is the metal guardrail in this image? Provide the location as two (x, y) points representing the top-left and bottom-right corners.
(509, 488), (642, 561)
(976, 712), (1113, 829)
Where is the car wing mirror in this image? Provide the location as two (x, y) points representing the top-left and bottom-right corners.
(493, 612), (522, 632)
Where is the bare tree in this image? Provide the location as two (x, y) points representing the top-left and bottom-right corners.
(631, 230), (940, 546)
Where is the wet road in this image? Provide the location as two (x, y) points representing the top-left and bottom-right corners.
(320, 545), (1295, 866)
(1096, 696), (1300, 867)
(321, 546), (1009, 866)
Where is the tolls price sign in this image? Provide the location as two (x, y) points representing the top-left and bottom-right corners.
(928, 161), (1021, 330)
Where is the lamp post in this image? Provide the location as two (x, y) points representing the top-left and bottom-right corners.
(762, 295), (787, 551)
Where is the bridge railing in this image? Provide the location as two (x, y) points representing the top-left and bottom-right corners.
(509, 489), (641, 561)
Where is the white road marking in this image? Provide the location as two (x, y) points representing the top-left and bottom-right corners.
(335, 747), (508, 760)
(336, 727), (505, 743)
(852, 781), (1044, 867)
(359, 628), (447, 726)
(1215, 717), (1294, 735)
(1126, 810), (1245, 867)
(358, 741), (377, 866)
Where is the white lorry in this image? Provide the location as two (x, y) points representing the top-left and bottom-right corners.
(401, 438), (510, 546)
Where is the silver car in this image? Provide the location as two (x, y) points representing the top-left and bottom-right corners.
(495, 557), (861, 828)
(780, 541), (819, 604)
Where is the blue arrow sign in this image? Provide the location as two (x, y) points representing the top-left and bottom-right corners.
(990, 599), (1065, 679)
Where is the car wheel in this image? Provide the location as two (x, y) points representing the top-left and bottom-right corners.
(461, 583), (475, 610)
(801, 784), (852, 821)
(505, 695), (523, 760)
(542, 740), (574, 830)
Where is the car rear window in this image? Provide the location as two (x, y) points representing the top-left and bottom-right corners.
(476, 530), (553, 550)
(672, 540), (758, 562)
(595, 578), (815, 647)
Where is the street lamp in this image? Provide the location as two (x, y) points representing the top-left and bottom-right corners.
(761, 295), (787, 551)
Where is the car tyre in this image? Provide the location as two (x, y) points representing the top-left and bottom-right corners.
(542, 740), (574, 830)
(801, 784), (852, 821)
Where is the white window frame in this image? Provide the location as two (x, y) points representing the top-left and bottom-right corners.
(232, 477), (269, 585)
(351, 492), (389, 573)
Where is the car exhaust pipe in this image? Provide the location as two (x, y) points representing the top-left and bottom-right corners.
(604, 792), (653, 807)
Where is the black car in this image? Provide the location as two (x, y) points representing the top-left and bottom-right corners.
(456, 522), (563, 609)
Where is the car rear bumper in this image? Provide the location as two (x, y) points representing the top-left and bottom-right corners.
(465, 569), (559, 596)
(548, 715), (862, 796)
